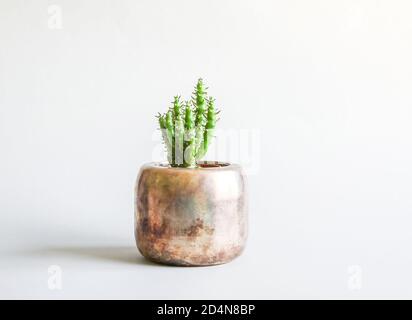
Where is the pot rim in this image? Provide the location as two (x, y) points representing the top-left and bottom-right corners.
(143, 161), (241, 171)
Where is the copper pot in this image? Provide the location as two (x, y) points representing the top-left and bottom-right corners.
(134, 161), (248, 266)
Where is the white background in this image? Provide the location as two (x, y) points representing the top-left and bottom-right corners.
(1, 0), (412, 299)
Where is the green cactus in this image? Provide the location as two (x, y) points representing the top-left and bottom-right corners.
(197, 97), (216, 160)
(157, 78), (219, 168)
(172, 96), (184, 165)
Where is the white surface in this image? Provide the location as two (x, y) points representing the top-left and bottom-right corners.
(1, 0), (412, 299)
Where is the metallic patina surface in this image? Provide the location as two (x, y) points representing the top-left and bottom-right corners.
(134, 161), (248, 266)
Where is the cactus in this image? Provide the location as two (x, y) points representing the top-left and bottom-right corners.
(157, 78), (219, 168)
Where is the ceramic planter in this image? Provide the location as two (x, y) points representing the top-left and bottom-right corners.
(134, 161), (248, 266)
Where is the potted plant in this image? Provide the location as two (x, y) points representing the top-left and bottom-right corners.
(134, 79), (248, 266)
